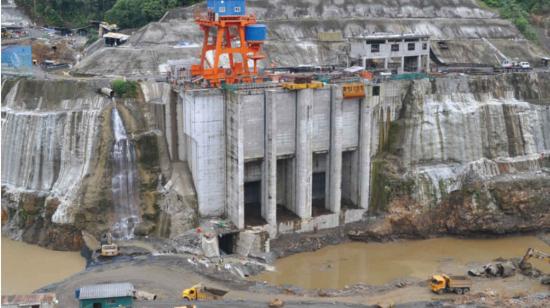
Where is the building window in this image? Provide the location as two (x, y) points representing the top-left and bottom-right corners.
(373, 86), (380, 97)
(422, 43), (427, 50)
(391, 44), (399, 52)
(371, 44), (380, 53)
(234, 6), (241, 13)
(219, 6), (225, 13)
(408, 43), (415, 51)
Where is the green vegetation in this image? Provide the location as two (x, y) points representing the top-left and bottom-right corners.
(112, 79), (139, 98)
(480, 0), (550, 41)
(105, 0), (199, 28)
(15, 0), (117, 27)
(15, 0), (199, 28)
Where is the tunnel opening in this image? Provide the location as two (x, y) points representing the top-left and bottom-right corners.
(312, 153), (331, 216)
(218, 232), (237, 255)
(244, 180), (266, 226)
(341, 150), (359, 209)
(277, 157), (300, 222)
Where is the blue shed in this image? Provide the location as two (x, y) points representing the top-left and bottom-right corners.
(76, 282), (134, 308)
(207, 0), (246, 16)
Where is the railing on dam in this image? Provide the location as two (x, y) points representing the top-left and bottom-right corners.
(389, 72), (428, 81)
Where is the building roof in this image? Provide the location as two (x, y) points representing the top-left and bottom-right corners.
(102, 32), (129, 40)
(78, 283), (134, 300)
(2, 293), (58, 305)
(354, 32), (430, 40)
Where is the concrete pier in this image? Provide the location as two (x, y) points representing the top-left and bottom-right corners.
(295, 89), (313, 219)
(262, 90), (277, 228)
(359, 96), (373, 210)
(226, 92), (245, 229)
(327, 85), (343, 213)
(179, 82), (406, 243)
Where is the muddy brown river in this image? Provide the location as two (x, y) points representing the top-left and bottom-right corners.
(254, 236), (550, 289)
(1, 237), (86, 295)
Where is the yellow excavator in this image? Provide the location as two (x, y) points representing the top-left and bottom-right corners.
(519, 247), (549, 285)
(100, 232), (119, 257)
(520, 248), (549, 267)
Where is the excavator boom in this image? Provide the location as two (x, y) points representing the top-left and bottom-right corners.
(520, 248), (550, 266)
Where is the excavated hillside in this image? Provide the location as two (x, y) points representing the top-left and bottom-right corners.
(1, 79), (196, 249)
(74, 0), (547, 76)
(362, 71), (550, 238)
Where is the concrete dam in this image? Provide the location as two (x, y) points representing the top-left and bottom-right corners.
(177, 83), (403, 238)
(2, 71), (550, 253)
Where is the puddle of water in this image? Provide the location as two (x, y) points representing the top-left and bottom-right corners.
(253, 236), (550, 289)
(1, 237), (86, 295)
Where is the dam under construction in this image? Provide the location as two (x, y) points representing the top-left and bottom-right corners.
(170, 81), (399, 249)
(2, 0), (550, 306)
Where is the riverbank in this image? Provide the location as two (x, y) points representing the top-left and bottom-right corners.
(32, 233), (549, 307)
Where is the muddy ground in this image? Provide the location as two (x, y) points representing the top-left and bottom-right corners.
(38, 254), (549, 307)
(38, 231), (550, 307)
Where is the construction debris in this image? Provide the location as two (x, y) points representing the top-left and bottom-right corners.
(468, 260), (516, 278)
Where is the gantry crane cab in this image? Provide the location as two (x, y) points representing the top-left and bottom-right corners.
(207, 0), (246, 16)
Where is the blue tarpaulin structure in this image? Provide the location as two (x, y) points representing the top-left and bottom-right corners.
(2, 45), (32, 75)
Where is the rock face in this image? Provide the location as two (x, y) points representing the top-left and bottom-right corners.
(364, 72), (550, 238)
(1, 79), (198, 250)
(1, 79), (110, 249)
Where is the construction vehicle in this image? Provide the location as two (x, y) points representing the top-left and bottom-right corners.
(501, 60), (531, 71)
(181, 284), (228, 301)
(282, 81), (324, 90)
(519, 248), (549, 285)
(431, 274), (471, 295)
(281, 75), (324, 90)
(100, 232), (119, 257)
(520, 248), (549, 267)
(342, 82), (365, 98)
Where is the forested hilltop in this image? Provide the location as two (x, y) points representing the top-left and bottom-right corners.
(480, 0), (550, 40)
(13, 0), (550, 39)
(14, 0), (199, 28)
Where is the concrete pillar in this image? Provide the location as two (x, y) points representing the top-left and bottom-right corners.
(417, 55), (422, 72)
(295, 89), (313, 219)
(226, 92), (245, 229)
(177, 92), (186, 161)
(262, 90), (277, 227)
(358, 96), (373, 210)
(362, 57), (367, 69)
(400, 56), (405, 74)
(384, 58), (388, 70)
(349, 150), (360, 205)
(426, 54), (430, 72)
(327, 85), (343, 213)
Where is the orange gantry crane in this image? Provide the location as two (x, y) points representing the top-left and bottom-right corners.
(191, 0), (267, 87)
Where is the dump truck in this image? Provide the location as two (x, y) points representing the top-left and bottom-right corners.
(431, 274), (471, 295)
(181, 284), (228, 301)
